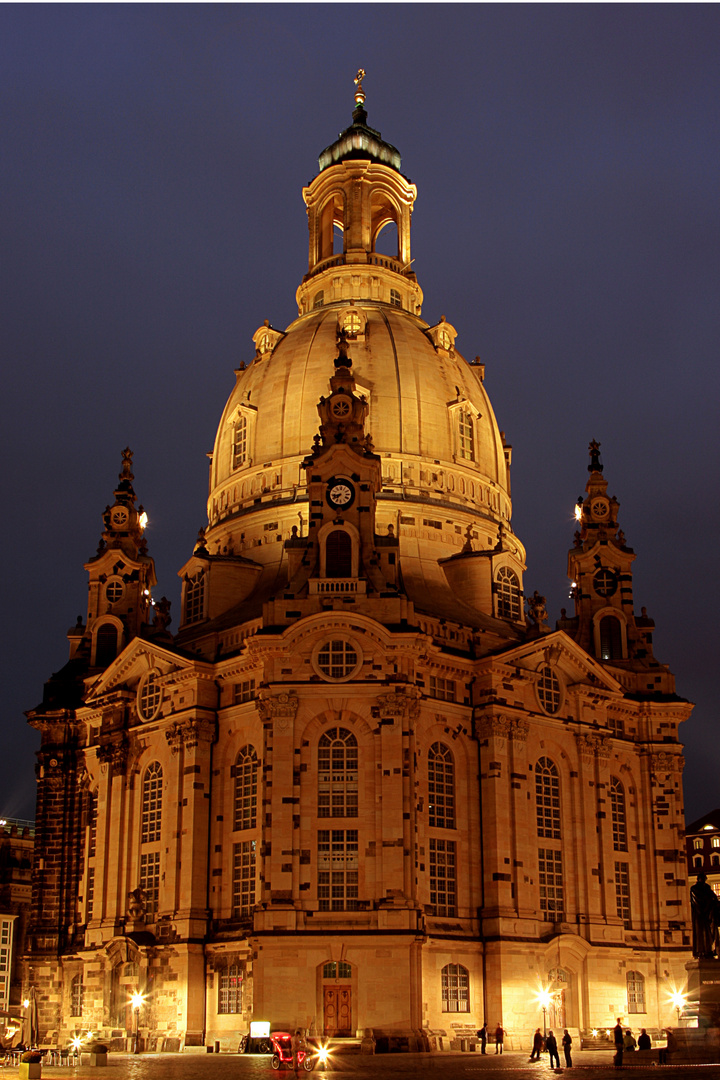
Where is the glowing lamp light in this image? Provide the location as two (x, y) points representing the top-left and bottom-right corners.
(316, 1043), (331, 1065)
(23, 999), (30, 1009)
(130, 991), (146, 1010)
(669, 989), (687, 1019)
(574, 504), (582, 522)
(139, 512), (148, 531)
(70, 1036), (84, 1052)
(536, 988), (552, 1010)
(591, 1029), (598, 1037)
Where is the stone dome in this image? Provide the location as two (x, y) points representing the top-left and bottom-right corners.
(191, 98), (527, 631)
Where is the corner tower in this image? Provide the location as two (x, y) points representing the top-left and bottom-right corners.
(561, 440), (677, 694)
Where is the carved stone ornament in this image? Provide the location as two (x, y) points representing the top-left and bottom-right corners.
(76, 764), (92, 792)
(256, 693), (299, 723)
(128, 886), (148, 923)
(510, 718), (529, 744)
(96, 735), (129, 776)
(165, 718), (215, 754)
(375, 691), (421, 721)
(575, 732), (610, 766)
(475, 715), (512, 740)
(651, 751), (682, 778)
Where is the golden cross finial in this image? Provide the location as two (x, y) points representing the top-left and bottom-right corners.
(354, 68), (366, 107)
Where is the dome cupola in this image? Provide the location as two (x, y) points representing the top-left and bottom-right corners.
(297, 70), (422, 317)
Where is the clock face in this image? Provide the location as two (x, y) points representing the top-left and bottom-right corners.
(591, 499), (608, 518)
(111, 506), (129, 528)
(327, 480), (354, 510)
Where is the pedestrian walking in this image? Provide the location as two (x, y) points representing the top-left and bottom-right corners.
(530, 1027), (544, 1060)
(495, 1023), (504, 1054)
(613, 1018), (624, 1068)
(562, 1029), (572, 1067)
(476, 1023), (487, 1054)
(545, 1029), (560, 1069)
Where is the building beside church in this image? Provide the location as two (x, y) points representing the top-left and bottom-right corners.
(0, 818), (34, 1035)
(25, 80), (692, 1052)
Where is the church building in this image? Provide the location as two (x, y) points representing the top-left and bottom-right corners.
(25, 77), (692, 1052)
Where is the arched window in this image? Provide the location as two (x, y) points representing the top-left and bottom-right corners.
(599, 615), (623, 661)
(318, 728), (358, 818)
(457, 409), (475, 460)
(537, 666), (561, 714)
(142, 763), (163, 844)
(694, 854), (704, 868)
(536, 758), (560, 839)
(428, 744), (455, 829)
(694, 838), (704, 850)
(496, 567), (521, 620)
(326, 530), (352, 577)
(218, 964), (243, 1014)
(95, 623), (118, 667)
(627, 971), (646, 1013)
(234, 746), (259, 831)
(341, 310), (362, 335)
(70, 973), (83, 1017)
(232, 415), (248, 469)
(138, 673), (162, 722)
(313, 290), (324, 309)
(712, 854), (720, 867)
(185, 573), (205, 624)
(610, 777), (627, 851)
(441, 964), (469, 1013)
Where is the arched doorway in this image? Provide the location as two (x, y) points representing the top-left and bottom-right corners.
(321, 961), (352, 1036)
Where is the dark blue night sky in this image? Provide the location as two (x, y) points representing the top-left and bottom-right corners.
(2, 4), (718, 824)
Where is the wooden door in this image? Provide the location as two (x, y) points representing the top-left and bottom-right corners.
(323, 986), (351, 1036)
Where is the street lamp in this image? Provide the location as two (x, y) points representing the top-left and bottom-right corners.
(669, 990), (687, 1027)
(130, 992), (145, 1054)
(536, 989), (552, 1038)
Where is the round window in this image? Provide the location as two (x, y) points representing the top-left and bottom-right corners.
(106, 579), (124, 604)
(593, 568), (618, 597)
(314, 639), (361, 682)
(537, 666), (562, 715)
(138, 673), (163, 722)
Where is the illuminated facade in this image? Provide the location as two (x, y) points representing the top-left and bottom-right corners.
(26, 82), (692, 1051)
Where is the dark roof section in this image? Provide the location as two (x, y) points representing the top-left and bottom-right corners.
(318, 103), (403, 175)
(686, 809), (720, 834)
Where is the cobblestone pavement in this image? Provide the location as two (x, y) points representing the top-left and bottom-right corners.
(8, 1050), (720, 1080)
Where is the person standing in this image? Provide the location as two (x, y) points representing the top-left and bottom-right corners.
(291, 1029), (305, 1078)
(546, 1029), (560, 1068)
(530, 1027), (544, 1060)
(562, 1029), (572, 1067)
(476, 1023), (487, 1054)
(638, 1029), (651, 1051)
(613, 1018), (624, 1068)
(495, 1023), (504, 1054)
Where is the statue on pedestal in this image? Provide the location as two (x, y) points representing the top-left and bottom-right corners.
(691, 872), (720, 958)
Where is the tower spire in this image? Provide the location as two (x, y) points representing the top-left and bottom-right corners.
(561, 443), (675, 691)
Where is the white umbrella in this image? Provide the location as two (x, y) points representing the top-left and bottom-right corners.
(22, 988), (38, 1048)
